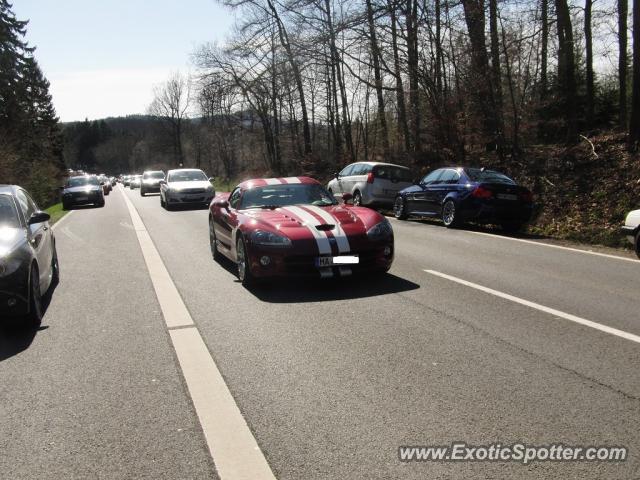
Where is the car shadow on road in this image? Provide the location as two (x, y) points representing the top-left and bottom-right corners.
(249, 273), (420, 303)
(400, 217), (548, 240)
(0, 278), (57, 362)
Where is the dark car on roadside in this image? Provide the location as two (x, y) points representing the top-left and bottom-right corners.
(394, 167), (534, 232)
(61, 176), (105, 210)
(0, 185), (59, 327)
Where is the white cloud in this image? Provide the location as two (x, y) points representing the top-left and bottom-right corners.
(48, 67), (177, 122)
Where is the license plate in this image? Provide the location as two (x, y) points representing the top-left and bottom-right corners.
(76, 196), (88, 201)
(497, 193), (517, 201)
(315, 255), (359, 267)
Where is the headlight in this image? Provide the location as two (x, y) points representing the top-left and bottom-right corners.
(366, 219), (393, 241)
(250, 230), (292, 247)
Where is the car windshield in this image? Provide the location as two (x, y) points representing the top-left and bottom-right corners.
(67, 176), (99, 187)
(241, 184), (337, 209)
(144, 172), (165, 179)
(373, 165), (413, 182)
(0, 194), (20, 228)
(465, 168), (516, 185)
(168, 171), (207, 182)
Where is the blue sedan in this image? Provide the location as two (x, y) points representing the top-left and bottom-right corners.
(393, 167), (534, 232)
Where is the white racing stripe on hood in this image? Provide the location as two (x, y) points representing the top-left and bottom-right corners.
(282, 206), (331, 255)
(264, 178), (282, 185)
(302, 205), (351, 253)
(282, 177), (301, 184)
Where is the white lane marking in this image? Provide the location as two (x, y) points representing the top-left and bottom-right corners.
(303, 205), (351, 253)
(282, 206), (331, 254)
(264, 178), (282, 185)
(59, 226), (84, 243)
(51, 210), (74, 231)
(121, 188), (277, 479)
(281, 177), (301, 184)
(466, 230), (639, 264)
(425, 269), (640, 345)
(170, 328), (277, 480)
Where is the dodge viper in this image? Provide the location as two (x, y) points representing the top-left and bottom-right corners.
(208, 177), (394, 285)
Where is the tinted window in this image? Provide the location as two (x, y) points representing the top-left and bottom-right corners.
(240, 184), (337, 209)
(229, 188), (242, 209)
(438, 169), (461, 184)
(465, 168), (515, 185)
(144, 171), (165, 179)
(0, 195), (21, 228)
(373, 165), (413, 182)
(339, 164), (355, 176)
(421, 169), (443, 185)
(67, 176), (100, 187)
(168, 170), (207, 182)
(15, 190), (37, 221)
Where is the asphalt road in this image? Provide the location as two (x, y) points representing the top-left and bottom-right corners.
(2, 184), (640, 479)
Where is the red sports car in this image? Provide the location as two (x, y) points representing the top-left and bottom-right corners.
(208, 176), (394, 285)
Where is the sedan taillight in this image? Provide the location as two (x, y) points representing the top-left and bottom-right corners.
(472, 186), (493, 199)
(367, 172), (375, 184)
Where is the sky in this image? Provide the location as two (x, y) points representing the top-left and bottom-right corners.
(12, 0), (235, 122)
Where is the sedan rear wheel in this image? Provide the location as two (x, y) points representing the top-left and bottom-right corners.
(635, 231), (640, 259)
(353, 191), (362, 207)
(236, 236), (255, 287)
(26, 264), (43, 328)
(442, 200), (459, 228)
(394, 196), (408, 220)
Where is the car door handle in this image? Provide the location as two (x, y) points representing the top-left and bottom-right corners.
(43, 226), (48, 231)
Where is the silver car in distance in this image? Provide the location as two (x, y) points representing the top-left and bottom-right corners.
(159, 169), (215, 210)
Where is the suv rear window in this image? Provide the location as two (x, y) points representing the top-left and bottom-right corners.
(465, 168), (515, 185)
(373, 165), (413, 182)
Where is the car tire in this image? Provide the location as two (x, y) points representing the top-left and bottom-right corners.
(394, 196), (408, 220)
(442, 200), (460, 228)
(209, 218), (222, 262)
(160, 195), (166, 208)
(62, 201), (70, 211)
(353, 191), (362, 207)
(96, 198), (105, 208)
(25, 264), (43, 328)
(140, 189), (145, 197)
(236, 235), (255, 287)
(51, 243), (60, 287)
(635, 231), (640, 259)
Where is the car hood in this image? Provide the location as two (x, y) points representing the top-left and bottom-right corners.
(625, 209), (640, 227)
(0, 226), (26, 257)
(167, 181), (212, 190)
(64, 186), (101, 194)
(245, 204), (385, 239)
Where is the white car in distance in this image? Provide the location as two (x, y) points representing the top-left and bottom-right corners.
(622, 209), (640, 258)
(160, 169), (215, 210)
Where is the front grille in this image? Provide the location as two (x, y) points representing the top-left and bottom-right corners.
(181, 188), (205, 194)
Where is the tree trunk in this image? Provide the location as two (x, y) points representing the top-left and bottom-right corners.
(405, 0), (422, 155)
(365, 0), (390, 158)
(630, 0), (640, 147)
(555, 0), (578, 143)
(489, 0), (504, 131)
(619, 0), (628, 129)
(540, 0), (549, 97)
(389, 1), (411, 155)
(585, 0), (595, 127)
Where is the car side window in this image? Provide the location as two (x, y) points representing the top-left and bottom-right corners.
(339, 164), (355, 177)
(229, 188), (242, 209)
(15, 190), (37, 222)
(439, 169), (461, 185)
(421, 169), (443, 185)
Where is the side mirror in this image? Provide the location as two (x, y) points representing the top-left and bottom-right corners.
(342, 193), (353, 204)
(214, 200), (229, 210)
(208, 177), (215, 182)
(334, 172), (340, 178)
(28, 211), (51, 225)
(159, 180), (167, 185)
(413, 178), (421, 185)
(100, 182), (105, 186)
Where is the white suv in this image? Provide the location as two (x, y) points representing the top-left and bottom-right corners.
(622, 209), (640, 258)
(327, 162), (413, 208)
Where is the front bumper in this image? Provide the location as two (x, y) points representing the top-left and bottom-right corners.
(0, 269), (29, 317)
(63, 191), (103, 205)
(245, 239), (394, 279)
(166, 191), (214, 205)
(142, 183), (161, 192)
(621, 225), (637, 244)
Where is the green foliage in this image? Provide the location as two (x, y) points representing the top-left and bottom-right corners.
(45, 202), (67, 225)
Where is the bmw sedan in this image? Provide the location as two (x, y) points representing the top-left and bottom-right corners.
(209, 176), (393, 286)
(160, 169), (215, 210)
(0, 185), (59, 327)
(394, 167), (534, 231)
(61, 176), (105, 210)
